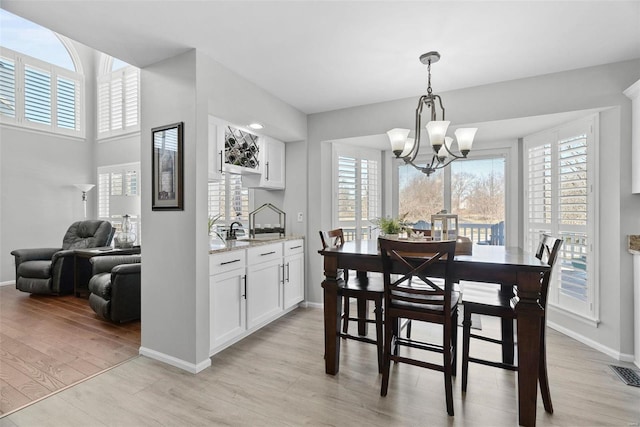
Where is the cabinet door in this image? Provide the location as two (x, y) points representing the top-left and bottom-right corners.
(210, 269), (246, 353)
(263, 137), (286, 189)
(246, 259), (283, 329)
(284, 252), (304, 309)
(208, 117), (224, 181)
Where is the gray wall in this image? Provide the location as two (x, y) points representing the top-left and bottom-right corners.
(307, 59), (640, 357)
(139, 49), (307, 370)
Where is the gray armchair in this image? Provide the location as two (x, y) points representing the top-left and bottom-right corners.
(11, 220), (114, 295)
(88, 255), (141, 323)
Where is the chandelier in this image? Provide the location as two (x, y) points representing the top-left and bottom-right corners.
(387, 51), (477, 176)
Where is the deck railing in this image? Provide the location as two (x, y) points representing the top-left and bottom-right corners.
(342, 221), (504, 246)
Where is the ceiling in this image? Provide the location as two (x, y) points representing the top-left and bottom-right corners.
(2, 1), (639, 116)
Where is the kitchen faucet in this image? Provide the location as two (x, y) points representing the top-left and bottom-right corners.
(227, 221), (243, 240)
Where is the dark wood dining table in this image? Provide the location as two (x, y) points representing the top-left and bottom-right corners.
(319, 239), (550, 427)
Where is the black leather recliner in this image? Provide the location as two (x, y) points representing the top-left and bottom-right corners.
(11, 220), (114, 295)
(88, 254), (141, 323)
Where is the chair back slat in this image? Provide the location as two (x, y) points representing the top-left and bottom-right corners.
(535, 234), (563, 309)
(319, 228), (345, 250)
(379, 239), (457, 314)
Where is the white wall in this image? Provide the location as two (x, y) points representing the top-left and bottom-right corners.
(139, 49), (306, 371)
(307, 59), (640, 357)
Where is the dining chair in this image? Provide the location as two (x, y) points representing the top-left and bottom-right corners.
(319, 229), (385, 372)
(461, 234), (562, 414)
(379, 238), (459, 416)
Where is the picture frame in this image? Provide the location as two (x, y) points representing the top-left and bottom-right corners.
(152, 122), (184, 211)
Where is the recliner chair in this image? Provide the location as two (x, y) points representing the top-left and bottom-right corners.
(88, 254), (141, 323)
(11, 220), (114, 295)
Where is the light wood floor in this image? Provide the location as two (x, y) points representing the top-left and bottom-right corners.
(2, 305), (638, 426)
(0, 286), (140, 416)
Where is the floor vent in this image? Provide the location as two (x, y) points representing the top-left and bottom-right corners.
(609, 365), (640, 387)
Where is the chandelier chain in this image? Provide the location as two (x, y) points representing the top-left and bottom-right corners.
(427, 59), (432, 95)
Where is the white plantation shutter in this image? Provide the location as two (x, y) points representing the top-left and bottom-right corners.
(0, 57), (16, 118)
(333, 144), (381, 241)
(0, 47), (82, 136)
(208, 173), (249, 227)
(98, 162), (142, 243)
(97, 65), (140, 138)
(524, 116), (597, 320)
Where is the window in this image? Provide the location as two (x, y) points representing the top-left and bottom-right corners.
(208, 173), (249, 233)
(398, 153), (506, 245)
(333, 144), (381, 241)
(97, 55), (140, 138)
(0, 10), (83, 136)
(98, 162), (141, 242)
(523, 115), (598, 320)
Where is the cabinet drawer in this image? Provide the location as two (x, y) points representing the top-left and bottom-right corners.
(284, 239), (304, 256)
(210, 250), (246, 275)
(247, 243), (283, 265)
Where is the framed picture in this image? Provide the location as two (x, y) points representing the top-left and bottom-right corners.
(152, 122), (184, 210)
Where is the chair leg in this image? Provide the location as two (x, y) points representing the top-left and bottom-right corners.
(374, 297), (384, 374)
(443, 321), (454, 416)
(380, 311), (394, 397)
(342, 296), (350, 335)
(538, 320), (554, 413)
(461, 307), (472, 392)
(452, 308), (458, 377)
(406, 319), (412, 339)
(392, 317), (400, 360)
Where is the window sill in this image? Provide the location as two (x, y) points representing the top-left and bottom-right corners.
(97, 130), (141, 143)
(547, 302), (600, 327)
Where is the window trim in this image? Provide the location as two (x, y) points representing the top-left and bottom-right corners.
(0, 46), (84, 138)
(96, 63), (140, 140)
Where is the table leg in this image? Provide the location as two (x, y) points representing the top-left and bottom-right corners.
(515, 271), (544, 427)
(322, 255), (341, 375)
(500, 284), (515, 365)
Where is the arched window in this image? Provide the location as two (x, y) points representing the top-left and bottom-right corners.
(0, 10), (83, 136)
(97, 54), (140, 139)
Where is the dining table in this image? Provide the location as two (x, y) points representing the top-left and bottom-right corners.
(319, 239), (550, 427)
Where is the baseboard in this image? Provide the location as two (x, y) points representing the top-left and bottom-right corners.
(304, 301), (323, 309)
(547, 321), (636, 363)
(0, 281), (15, 287)
(138, 346), (211, 374)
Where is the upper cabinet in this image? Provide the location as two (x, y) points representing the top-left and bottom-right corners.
(250, 136), (286, 190)
(209, 115), (286, 190)
(624, 79), (640, 194)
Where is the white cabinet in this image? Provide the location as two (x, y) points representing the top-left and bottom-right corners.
(208, 116), (224, 181)
(209, 250), (246, 353)
(246, 243), (283, 329)
(283, 239), (304, 309)
(624, 79), (640, 193)
(209, 239), (304, 356)
(245, 136), (286, 190)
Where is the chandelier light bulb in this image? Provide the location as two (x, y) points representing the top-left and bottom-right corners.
(426, 121), (450, 152)
(455, 128), (477, 155)
(387, 128), (411, 156)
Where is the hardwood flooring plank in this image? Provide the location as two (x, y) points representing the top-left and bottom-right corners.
(0, 286), (140, 416)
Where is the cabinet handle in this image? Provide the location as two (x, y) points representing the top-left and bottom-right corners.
(219, 150), (223, 173)
(260, 251), (276, 256)
(289, 245), (302, 250)
(266, 161), (270, 180)
(281, 264), (285, 284)
(242, 275), (247, 299)
(220, 259), (241, 265)
(286, 262), (290, 282)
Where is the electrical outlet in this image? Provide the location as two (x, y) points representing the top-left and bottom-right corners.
(297, 212), (303, 222)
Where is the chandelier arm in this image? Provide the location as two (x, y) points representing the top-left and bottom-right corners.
(403, 156), (436, 177)
(442, 142), (467, 159)
(433, 156), (458, 170)
(433, 94), (445, 121)
(409, 95), (428, 162)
